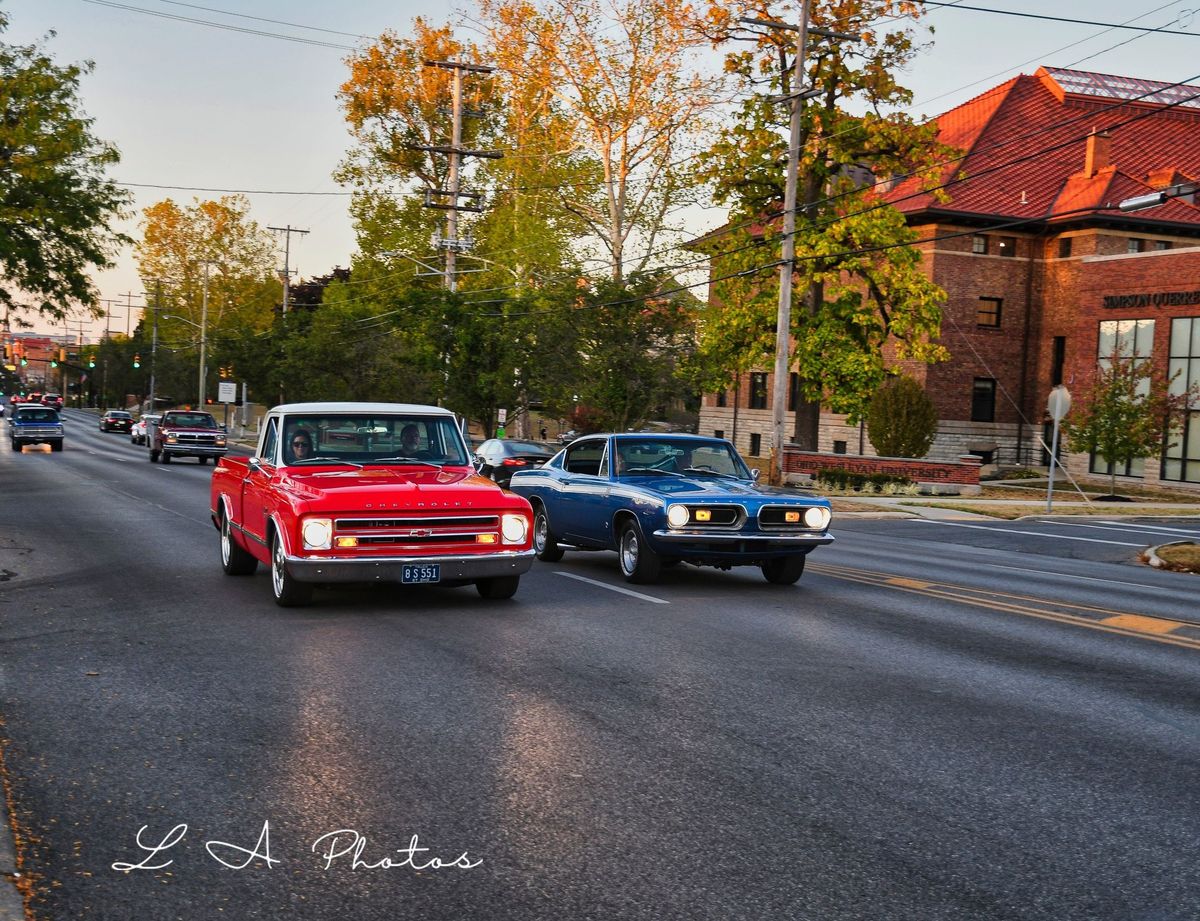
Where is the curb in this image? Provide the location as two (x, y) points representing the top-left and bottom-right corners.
(1143, 540), (1199, 572)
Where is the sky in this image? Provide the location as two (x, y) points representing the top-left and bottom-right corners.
(5, 0), (1200, 339)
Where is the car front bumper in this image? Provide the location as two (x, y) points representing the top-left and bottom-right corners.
(650, 528), (834, 558)
(283, 549), (536, 584)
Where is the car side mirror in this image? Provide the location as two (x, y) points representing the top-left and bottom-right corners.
(249, 457), (263, 473)
(751, 468), (760, 482)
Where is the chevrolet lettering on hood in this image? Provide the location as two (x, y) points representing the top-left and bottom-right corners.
(210, 402), (535, 607)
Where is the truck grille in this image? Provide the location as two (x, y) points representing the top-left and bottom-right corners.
(175, 433), (220, 445)
(333, 514), (501, 546)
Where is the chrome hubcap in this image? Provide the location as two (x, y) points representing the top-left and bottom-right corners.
(221, 518), (231, 565)
(621, 529), (638, 574)
(534, 514), (548, 552)
(272, 541), (285, 596)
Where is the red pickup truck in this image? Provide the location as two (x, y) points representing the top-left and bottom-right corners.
(148, 409), (228, 464)
(210, 402), (535, 606)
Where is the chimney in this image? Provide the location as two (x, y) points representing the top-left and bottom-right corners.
(1084, 129), (1111, 178)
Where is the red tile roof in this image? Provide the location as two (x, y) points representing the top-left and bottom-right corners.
(888, 67), (1200, 228)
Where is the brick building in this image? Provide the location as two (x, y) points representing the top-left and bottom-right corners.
(699, 67), (1200, 489)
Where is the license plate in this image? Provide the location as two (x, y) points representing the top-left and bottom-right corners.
(402, 564), (441, 584)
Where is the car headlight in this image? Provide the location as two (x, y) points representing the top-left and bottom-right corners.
(803, 507), (831, 530)
(666, 505), (690, 528)
(302, 517), (333, 550)
(501, 513), (528, 544)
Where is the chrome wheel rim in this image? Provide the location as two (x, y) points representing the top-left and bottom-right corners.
(272, 540), (285, 597)
(620, 529), (638, 575)
(534, 513), (548, 553)
(220, 517), (231, 566)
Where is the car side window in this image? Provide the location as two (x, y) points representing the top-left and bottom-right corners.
(564, 440), (604, 476)
(260, 418), (278, 465)
(598, 442), (610, 478)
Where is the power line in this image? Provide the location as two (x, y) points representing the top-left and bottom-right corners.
(912, 1), (1200, 37)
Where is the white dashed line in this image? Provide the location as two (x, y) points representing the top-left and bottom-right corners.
(555, 572), (670, 604)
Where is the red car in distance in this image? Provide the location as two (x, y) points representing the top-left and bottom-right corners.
(41, 393), (64, 411)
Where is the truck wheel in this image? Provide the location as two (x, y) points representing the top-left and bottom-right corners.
(161, 452), (171, 464)
(476, 575), (520, 600)
(10, 440), (20, 451)
(271, 533), (312, 607)
(533, 506), (564, 562)
(50, 440), (63, 452)
(618, 518), (661, 584)
(149, 449), (159, 463)
(761, 555), (806, 585)
(220, 512), (258, 575)
(198, 457), (207, 465)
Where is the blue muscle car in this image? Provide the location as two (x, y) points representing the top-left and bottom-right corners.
(508, 433), (833, 584)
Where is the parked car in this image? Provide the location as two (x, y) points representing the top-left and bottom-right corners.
(99, 409), (134, 433)
(130, 413), (159, 445)
(210, 402), (535, 606)
(474, 438), (558, 487)
(9, 404), (64, 452)
(508, 433), (833, 585)
(41, 392), (64, 411)
(557, 429), (579, 445)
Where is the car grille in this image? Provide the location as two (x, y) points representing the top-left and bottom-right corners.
(679, 505), (743, 527)
(333, 514), (501, 547)
(173, 432), (219, 445)
(758, 506), (818, 530)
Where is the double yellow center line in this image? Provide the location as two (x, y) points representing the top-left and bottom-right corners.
(808, 561), (1200, 651)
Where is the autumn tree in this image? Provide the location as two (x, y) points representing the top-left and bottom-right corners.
(0, 12), (130, 322)
(133, 196), (279, 404)
(695, 0), (955, 446)
(1066, 350), (1197, 499)
(477, 0), (723, 283)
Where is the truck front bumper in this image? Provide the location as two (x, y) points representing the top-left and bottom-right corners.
(283, 549), (536, 583)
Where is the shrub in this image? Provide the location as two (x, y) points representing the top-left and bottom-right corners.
(866, 375), (938, 458)
(814, 467), (916, 493)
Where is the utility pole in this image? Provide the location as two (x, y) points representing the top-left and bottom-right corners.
(744, 8), (859, 485)
(411, 60), (499, 290)
(122, 291), (140, 337)
(148, 281), (161, 412)
(268, 224), (310, 313)
(199, 260), (215, 408)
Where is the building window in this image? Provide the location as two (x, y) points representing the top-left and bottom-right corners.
(787, 372), (800, 411)
(1163, 316), (1200, 484)
(977, 297), (1002, 328)
(1091, 318), (1155, 479)
(1155, 240), (1171, 251)
(1058, 237), (1072, 258)
(715, 389), (727, 408)
(749, 372), (768, 409)
(1051, 336), (1066, 386)
(713, 429), (725, 440)
(971, 378), (996, 422)
(997, 236), (1017, 258)
(832, 440), (847, 455)
(971, 234), (988, 255)
(748, 433), (762, 456)
(1127, 238), (1146, 254)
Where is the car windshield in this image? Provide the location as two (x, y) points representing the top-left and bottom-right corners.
(613, 438), (750, 479)
(278, 413), (470, 467)
(17, 409), (58, 422)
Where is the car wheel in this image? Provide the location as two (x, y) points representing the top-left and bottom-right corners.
(220, 511), (258, 576)
(533, 506), (564, 562)
(618, 518), (661, 584)
(149, 449), (159, 463)
(50, 440), (63, 452)
(476, 575), (520, 600)
(761, 555), (806, 585)
(271, 532), (312, 607)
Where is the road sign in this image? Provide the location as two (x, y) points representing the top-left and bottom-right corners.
(1047, 385), (1071, 421)
(498, 408), (507, 424)
(217, 381), (237, 404)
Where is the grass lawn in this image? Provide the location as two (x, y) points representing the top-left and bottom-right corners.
(1156, 543), (1200, 573)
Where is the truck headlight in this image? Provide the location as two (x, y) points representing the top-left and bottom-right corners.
(501, 513), (528, 544)
(165, 433), (178, 443)
(215, 436), (227, 446)
(667, 505), (690, 528)
(803, 507), (831, 530)
(302, 517), (333, 550)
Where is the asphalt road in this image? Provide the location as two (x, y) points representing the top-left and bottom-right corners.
(1, 408), (1198, 920)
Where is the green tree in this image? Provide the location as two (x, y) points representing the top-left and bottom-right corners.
(695, 0), (955, 441)
(1065, 350), (1197, 499)
(0, 12), (130, 321)
(866, 374), (937, 457)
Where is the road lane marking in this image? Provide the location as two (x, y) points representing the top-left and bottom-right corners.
(555, 572), (669, 604)
(1037, 520), (1200, 539)
(988, 563), (1179, 591)
(886, 577), (934, 589)
(808, 561), (1200, 650)
(909, 520), (1143, 546)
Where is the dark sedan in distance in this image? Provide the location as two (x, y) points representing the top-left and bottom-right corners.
(508, 433), (833, 585)
(474, 438), (557, 487)
(99, 410), (134, 433)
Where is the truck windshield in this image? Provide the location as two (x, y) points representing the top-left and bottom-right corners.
(278, 414), (470, 467)
(167, 413), (217, 428)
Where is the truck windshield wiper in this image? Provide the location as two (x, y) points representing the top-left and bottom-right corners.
(289, 457), (364, 468)
(369, 456), (445, 468)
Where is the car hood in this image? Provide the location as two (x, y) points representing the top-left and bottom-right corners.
(281, 467), (522, 508)
(618, 474), (827, 502)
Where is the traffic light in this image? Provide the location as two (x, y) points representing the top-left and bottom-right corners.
(88, 355), (96, 369)
(132, 354), (141, 369)
(2, 344), (10, 361)
(59, 347), (66, 364)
